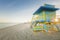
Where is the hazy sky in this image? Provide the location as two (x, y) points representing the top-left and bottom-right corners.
(0, 0), (60, 23)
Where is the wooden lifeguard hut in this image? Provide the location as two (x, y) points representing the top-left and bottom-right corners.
(31, 4), (59, 32)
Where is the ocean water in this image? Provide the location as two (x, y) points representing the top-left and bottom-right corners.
(0, 23), (18, 29)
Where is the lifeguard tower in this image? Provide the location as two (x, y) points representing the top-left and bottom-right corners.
(31, 4), (59, 32)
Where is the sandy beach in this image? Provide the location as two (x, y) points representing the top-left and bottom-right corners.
(0, 23), (60, 40)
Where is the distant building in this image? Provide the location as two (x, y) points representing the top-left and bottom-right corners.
(56, 15), (60, 23)
(56, 15), (60, 18)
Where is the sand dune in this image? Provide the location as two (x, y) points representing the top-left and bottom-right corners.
(0, 23), (60, 40)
